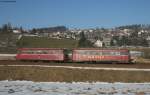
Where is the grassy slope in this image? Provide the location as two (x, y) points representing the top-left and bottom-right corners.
(17, 36), (78, 48)
(0, 33), (17, 53)
(0, 66), (150, 82)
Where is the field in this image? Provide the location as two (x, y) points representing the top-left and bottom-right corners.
(0, 66), (150, 82)
(0, 61), (150, 82)
(17, 36), (78, 48)
(0, 59), (150, 95)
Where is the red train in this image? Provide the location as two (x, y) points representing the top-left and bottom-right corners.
(16, 48), (64, 61)
(16, 48), (131, 63)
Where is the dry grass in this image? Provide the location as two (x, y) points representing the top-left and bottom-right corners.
(17, 36), (78, 48)
(0, 66), (150, 82)
(134, 57), (150, 64)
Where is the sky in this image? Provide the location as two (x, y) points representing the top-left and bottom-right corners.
(0, 0), (150, 29)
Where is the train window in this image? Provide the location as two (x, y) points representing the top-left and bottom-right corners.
(78, 50), (102, 55)
(83, 50), (102, 55)
(91, 51), (96, 55)
(99, 52), (102, 55)
(87, 51), (92, 55)
(42, 50), (49, 54)
(48, 50), (55, 54)
(95, 51), (101, 55)
(120, 52), (129, 55)
(46, 50), (62, 54)
(86, 51), (95, 55)
(47, 50), (53, 54)
(76, 50), (85, 55)
(82, 51), (86, 55)
(36, 50), (42, 54)
(84, 51), (93, 55)
(55, 50), (62, 54)
(21, 50), (33, 54)
(116, 52), (120, 55)
(82, 51), (87, 55)
(76, 50), (103, 55)
(21, 50), (26, 54)
(29, 50), (35, 54)
(102, 52), (110, 55)
(56, 50), (60, 54)
(17, 50), (22, 54)
(110, 52), (120, 55)
(20, 50), (63, 54)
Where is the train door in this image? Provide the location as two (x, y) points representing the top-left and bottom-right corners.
(64, 49), (72, 62)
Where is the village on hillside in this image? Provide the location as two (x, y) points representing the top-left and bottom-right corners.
(0, 24), (150, 49)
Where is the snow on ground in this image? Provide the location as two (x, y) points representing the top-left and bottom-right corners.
(0, 81), (150, 95)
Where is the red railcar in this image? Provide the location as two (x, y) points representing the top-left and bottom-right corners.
(72, 48), (131, 63)
(16, 48), (64, 61)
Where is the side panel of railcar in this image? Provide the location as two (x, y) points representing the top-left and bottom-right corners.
(72, 49), (130, 63)
(16, 48), (64, 61)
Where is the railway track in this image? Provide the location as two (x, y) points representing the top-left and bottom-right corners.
(0, 60), (150, 69)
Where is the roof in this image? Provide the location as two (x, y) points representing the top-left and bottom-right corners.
(73, 48), (129, 52)
(18, 48), (64, 50)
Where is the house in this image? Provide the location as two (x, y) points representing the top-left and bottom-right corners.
(146, 36), (150, 47)
(13, 30), (21, 34)
(103, 37), (111, 47)
(94, 40), (103, 47)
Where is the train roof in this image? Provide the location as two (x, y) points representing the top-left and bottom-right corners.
(18, 48), (64, 50)
(73, 48), (129, 52)
(18, 48), (129, 51)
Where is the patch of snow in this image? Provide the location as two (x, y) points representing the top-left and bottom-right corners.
(0, 81), (150, 95)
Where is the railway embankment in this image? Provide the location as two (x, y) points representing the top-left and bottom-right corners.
(0, 60), (150, 82)
(0, 54), (150, 82)
(0, 66), (150, 82)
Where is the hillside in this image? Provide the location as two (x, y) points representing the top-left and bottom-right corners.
(0, 33), (18, 53)
(17, 36), (78, 48)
